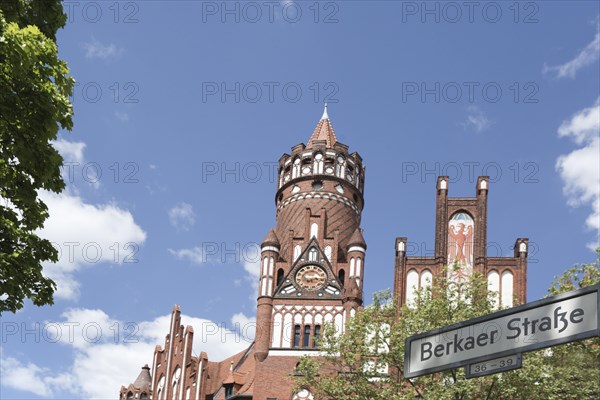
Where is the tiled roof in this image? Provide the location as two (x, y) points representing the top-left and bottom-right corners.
(307, 107), (337, 148)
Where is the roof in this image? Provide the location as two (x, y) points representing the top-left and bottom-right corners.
(206, 344), (256, 398)
(261, 229), (280, 247)
(132, 364), (152, 392)
(347, 228), (367, 249)
(307, 104), (337, 148)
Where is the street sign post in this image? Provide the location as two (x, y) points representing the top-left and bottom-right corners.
(404, 284), (600, 379)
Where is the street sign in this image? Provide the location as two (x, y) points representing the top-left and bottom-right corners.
(465, 353), (522, 379)
(404, 284), (600, 379)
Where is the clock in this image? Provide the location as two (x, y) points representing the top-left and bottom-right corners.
(295, 265), (327, 291)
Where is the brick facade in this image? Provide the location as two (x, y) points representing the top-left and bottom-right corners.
(120, 108), (528, 400)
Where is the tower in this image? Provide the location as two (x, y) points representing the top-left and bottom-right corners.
(394, 176), (528, 310)
(254, 105), (367, 399)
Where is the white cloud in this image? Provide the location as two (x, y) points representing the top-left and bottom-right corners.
(0, 309), (250, 399)
(555, 98), (600, 250)
(461, 106), (493, 133)
(38, 189), (147, 300)
(169, 246), (207, 264)
(543, 27), (600, 79)
(230, 312), (256, 341)
(168, 202), (196, 231)
(0, 357), (54, 397)
(83, 37), (124, 60)
(53, 138), (86, 163)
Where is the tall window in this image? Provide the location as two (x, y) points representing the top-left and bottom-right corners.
(293, 325), (301, 348)
(313, 325), (321, 348)
(303, 326), (311, 347)
(338, 269), (345, 286)
(277, 268), (285, 286)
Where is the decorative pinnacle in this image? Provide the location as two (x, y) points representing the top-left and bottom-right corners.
(321, 103), (329, 120)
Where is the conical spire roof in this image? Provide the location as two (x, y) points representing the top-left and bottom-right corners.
(261, 229), (280, 247)
(307, 104), (337, 148)
(132, 365), (152, 391)
(347, 228), (367, 249)
(343, 276), (361, 300)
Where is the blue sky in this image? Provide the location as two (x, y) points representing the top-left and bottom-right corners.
(1, 1), (599, 398)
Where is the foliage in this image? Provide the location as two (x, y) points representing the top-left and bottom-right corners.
(0, 0), (73, 313)
(295, 254), (600, 399)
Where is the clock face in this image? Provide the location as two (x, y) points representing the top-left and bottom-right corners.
(295, 265), (327, 291)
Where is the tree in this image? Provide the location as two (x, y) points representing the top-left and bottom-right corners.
(0, 0), (74, 313)
(295, 253), (600, 399)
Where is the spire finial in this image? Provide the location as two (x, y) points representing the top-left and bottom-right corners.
(321, 103), (329, 120)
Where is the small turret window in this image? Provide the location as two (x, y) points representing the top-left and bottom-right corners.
(277, 268), (285, 286)
(292, 158), (301, 178)
(313, 153), (324, 174)
(308, 248), (317, 261)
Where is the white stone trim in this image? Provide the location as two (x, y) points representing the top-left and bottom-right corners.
(261, 246), (280, 253)
(348, 246), (365, 254)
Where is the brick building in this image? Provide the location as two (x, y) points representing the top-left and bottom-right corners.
(120, 107), (528, 400)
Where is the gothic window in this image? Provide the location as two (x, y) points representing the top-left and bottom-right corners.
(293, 325), (301, 348)
(294, 245), (302, 261)
(501, 271), (514, 307)
(406, 269), (419, 308)
(336, 156), (345, 178)
(157, 376), (165, 400)
(140, 393), (148, 400)
(313, 153), (324, 174)
(303, 325), (311, 347)
(338, 269), (345, 286)
(310, 223), (318, 238)
(324, 245), (332, 261)
(488, 270), (500, 309)
(126, 392), (134, 400)
(292, 158), (300, 178)
(313, 325), (321, 348)
(349, 258), (356, 276)
(277, 268), (285, 286)
(308, 248), (317, 261)
(356, 258), (362, 277)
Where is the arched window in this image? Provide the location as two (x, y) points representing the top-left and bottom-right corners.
(303, 325), (311, 347)
(338, 269), (345, 286)
(336, 156), (345, 178)
(140, 393), (149, 400)
(488, 270), (500, 309)
(294, 245), (302, 261)
(406, 269), (419, 308)
(126, 392), (134, 400)
(313, 153), (324, 174)
(310, 223), (318, 238)
(324, 245), (332, 261)
(277, 268), (285, 286)
(356, 258), (362, 277)
(293, 325), (301, 347)
(308, 248), (317, 261)
(292, 158), (301, 178)
(313, 325), (321, 348)
(501, 271), (514, 307)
